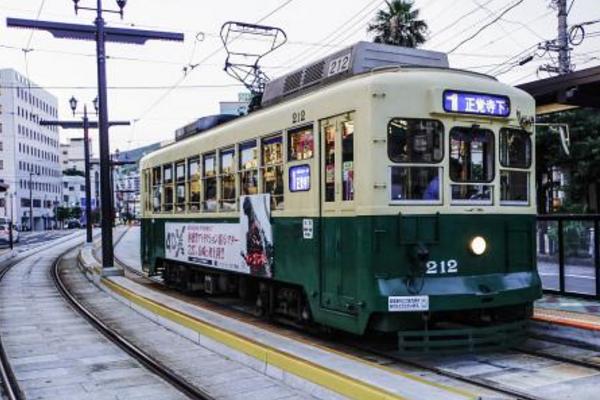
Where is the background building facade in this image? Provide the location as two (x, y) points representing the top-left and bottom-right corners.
(0, 69), (62, 230)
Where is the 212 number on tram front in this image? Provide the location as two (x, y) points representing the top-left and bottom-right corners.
(426, 259), (458, 275)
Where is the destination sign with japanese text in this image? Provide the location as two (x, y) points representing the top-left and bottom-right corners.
(443, 90), (510, 117)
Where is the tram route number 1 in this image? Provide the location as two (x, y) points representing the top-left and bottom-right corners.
(425, 259), (458, 275)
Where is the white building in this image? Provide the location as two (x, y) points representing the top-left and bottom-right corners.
(0, 69), (62, 230)
(60, 137), (100, 224)
(61, 174), (87, 208)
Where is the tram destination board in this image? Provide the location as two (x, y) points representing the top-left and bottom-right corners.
(443, 90), (510, 117)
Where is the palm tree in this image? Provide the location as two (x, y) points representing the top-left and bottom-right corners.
(368, 0), (428, 48)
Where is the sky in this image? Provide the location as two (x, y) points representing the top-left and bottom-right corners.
(0, 0), (598, 155)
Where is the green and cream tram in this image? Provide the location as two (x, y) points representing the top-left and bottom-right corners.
(140, 42), (541, 352)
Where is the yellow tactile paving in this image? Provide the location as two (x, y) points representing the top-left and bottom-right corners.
(535, 307), (600, 331)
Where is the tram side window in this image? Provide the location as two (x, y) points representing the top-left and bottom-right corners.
(188, 157), (201, 212)
(163, 164), (174, 212)
(500, 128), (531, 168)
(262, 135), (284, 210)
(323, 123), (336, 202)
(220, 149), (237, 211)
(388, 118), (443, 163)
(288, 125), (314, 161)
(342, 118), (354, 201)
(500, 128), (531, 205)
(240, 141), (258, 196)
(175, 161), (186, 212)
(203, 153), (217, 212)
(152, 167), (161, 212)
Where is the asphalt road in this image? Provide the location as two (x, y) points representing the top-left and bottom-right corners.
(0, 229), (81, 254)
(538, 259), (597, 295)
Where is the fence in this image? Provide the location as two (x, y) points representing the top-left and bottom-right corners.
(537, 214), (600, 298)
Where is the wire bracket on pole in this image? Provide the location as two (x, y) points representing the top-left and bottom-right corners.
(220, 21), (287, 112)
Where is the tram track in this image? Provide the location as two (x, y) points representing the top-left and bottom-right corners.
(0, 258), (24, 400)
(53, 244), (215, 400)
(111, 237), (600, 400)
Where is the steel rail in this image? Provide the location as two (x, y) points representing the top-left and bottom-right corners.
(0, 260), (24, 400)
(52, 244), (215, 400)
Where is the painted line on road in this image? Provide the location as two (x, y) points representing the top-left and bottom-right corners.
(539, 272), (595, 280)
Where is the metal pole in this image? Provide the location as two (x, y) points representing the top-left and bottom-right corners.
(9, 193), (14, 250)
(557, 0), (571, 75)
(95, 0), (115, 270)
(595, 219), (600, 298)
(558, 219), (565, 293)
(29, 172), (33, 232)
(83, 105), (93, 244)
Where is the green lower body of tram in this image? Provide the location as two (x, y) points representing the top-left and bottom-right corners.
(141, 213), (542, 353)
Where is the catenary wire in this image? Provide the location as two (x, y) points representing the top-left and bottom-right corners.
(447, 0), (526, 53)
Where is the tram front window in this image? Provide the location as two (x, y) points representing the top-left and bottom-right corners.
(450, 127), (494, 182)
(450, 127), (494, 204)
(390, 167), (440, 202)
(388, 118), (443, 163)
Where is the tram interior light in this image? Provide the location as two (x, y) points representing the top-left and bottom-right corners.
(470, 236), (487, 256)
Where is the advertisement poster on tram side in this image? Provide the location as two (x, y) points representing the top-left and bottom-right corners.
(164, 194), (273, 278)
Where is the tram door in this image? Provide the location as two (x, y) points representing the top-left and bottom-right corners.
(319, 112), (357, 314)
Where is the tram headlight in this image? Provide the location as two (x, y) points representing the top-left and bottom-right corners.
(469, 236), (487, 256)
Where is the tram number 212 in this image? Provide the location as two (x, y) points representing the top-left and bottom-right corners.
(426, 260), (458, 275)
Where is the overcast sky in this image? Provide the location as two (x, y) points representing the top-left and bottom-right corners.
(0, 0), (598, 155)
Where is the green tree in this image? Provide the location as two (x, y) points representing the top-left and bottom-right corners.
(56, 207), (70, 223)
(537, 108), (600, 213)
(70, 207), (82, 220)
(367, 0), (428, 48)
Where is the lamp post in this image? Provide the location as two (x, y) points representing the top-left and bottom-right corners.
(69, 96), (97, 244)
(29, 172), (39, 231)
(7, 0), (184, 273)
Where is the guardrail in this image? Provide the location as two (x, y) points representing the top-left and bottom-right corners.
(537, 214), (600, 298)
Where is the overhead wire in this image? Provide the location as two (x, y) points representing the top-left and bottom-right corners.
(133, 0), (296, 124)
(447, 0), (526, 53)
(282, 0), (383, 69)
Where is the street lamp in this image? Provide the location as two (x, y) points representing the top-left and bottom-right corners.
(29, 172), (39, 231)
(69, 96), (94, 244)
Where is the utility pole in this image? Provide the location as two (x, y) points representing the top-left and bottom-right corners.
(8, 1), (184, 274)
(539, 0), (572, 75)
(40, 101), (129, 244)
(557, 0), (571, 75)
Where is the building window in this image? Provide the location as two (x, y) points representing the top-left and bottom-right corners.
(0, 141), (3, 151)
(0, 160), (3, 170)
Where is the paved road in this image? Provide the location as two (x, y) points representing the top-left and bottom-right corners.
(538, 260), (597, 295)
(0, 230), (84, 255)
(0, 235), (187, 400)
